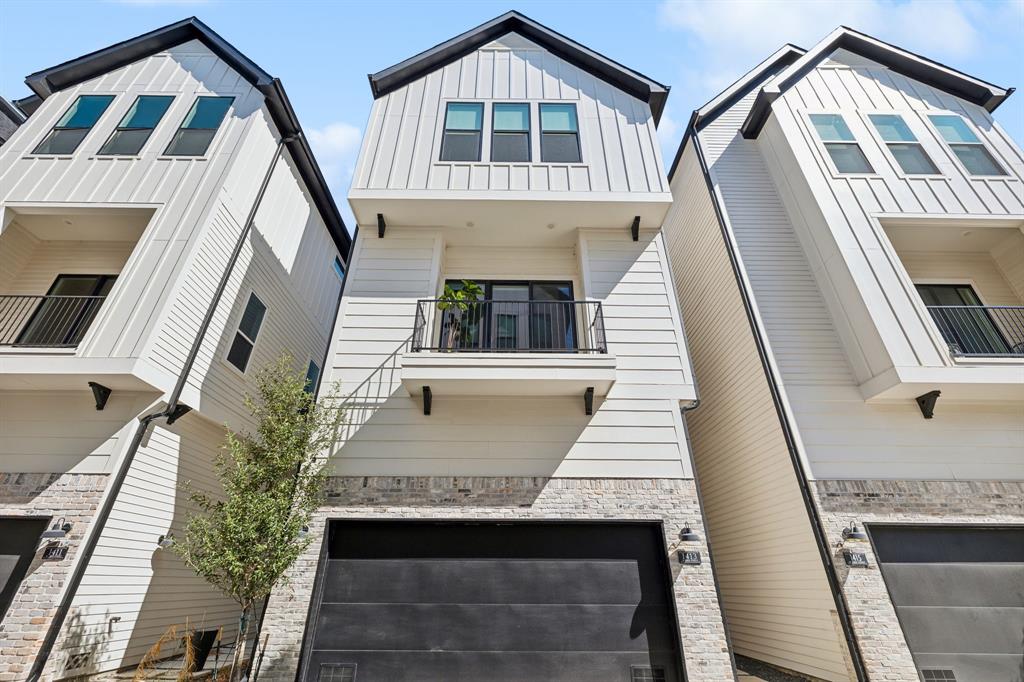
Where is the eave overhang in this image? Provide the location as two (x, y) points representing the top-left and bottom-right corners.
(741, 26), (1013, 139)
(18, 17), (350, 255)
(368, 10), (670, 126)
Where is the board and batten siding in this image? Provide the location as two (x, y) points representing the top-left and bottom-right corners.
(353, 32), (666, 196)
(323, 226), (694, 478)
(60, 413), (242, 675)
(664, 142), (853, 681)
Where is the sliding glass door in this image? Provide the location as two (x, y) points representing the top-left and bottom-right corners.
(916, 283), (1009, 355)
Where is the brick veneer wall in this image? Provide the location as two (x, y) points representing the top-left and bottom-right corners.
(812, 479), (1024, 682)
(257, 476), (735, 682)
(0, 473), (108, 682)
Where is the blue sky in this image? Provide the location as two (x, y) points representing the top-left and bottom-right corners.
(2, 0), (1021, 230)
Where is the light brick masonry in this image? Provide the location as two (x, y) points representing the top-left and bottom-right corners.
(257, 476), (736, 682)
(812, 479), (1024, 682)
(0, 472), (108, 682)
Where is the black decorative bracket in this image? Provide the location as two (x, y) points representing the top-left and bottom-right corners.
(630, 216), (640, 242)
(166, 403), (193, 425)
(584, 387), (594, 415)
(915, 390), (940, 419)
(377, 213), (386, 238)
(422, 386), (432, 416)
(88, 382), (111, 411)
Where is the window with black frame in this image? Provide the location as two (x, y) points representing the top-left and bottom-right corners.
(99, 95), (174, 155)
(439, 281), (576, 352)
(539, 104), (581, 163)
(916, 283), (1010, 355)
(33, 95), (115, 155)
(440, 102), (483, 162)
(16, 274), (117, 347)
(491, 103), (530, 162)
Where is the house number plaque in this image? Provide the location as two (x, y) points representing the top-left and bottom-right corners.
(677, 550), (702, 565)
(843, 550), (869, 568)
(42, 545), (69, 561)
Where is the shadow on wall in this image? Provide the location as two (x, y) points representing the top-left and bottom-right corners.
(53, 608), (112, 678)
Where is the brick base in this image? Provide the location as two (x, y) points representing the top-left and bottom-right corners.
(257, 476), (734, 681)
(812, 479), (1024, 682)
(0, 473), (108, 681)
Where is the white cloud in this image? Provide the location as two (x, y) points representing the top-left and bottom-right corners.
(658, 0), (989, 96)
(306, 121), (362, 189)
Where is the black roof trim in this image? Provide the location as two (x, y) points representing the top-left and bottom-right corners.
(20, 17), (350, 255)
(369, 10), (671, 125)
(667, 45), (806, 182)
(0, 96), (27, 124)
(742, 26), (1013, 139)
(13, 94), (41, 117)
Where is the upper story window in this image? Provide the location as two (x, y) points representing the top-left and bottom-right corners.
(928, 114), (1007, 176)
(164, 96), (233, 156)
(227, 292), (266, 373)
(304, 359), (321, 394)
(540, 103), (581, 163)
(440, 102), (483, 162)
(491, 103), (530, 162)
(868, 114), (939, 175)
(333, 256), (346, 282)
(32, 94), (115, 155)
(98, 95), (174, 155)
(809, 113), (873, 174)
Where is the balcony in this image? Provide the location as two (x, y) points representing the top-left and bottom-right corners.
(1, 294), (110, 348)
(402, 299), (616, 405)
(925, 305), (1024, 357)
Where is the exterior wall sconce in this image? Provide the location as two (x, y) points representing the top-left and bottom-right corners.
(678, 526), (701, 542)
(40, 518), (72, 541)
(842, 522), (868, 542)
(298, 525), (310, 539)
(156, 533), (174, 550)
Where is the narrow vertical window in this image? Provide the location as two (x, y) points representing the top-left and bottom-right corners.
(33, 94), (115, 154)
(809, 113), (873, 173)
(439, 102), (483, 162)
(491, 103), (530, 162)
(226, 292), (266, 372)
(539, 103), (581, 163)
(164, 96), (233, 156)
(304, 360), (321, 394)
(868, 114), (939, 175)
(98, 95), (174, 155)
(333, 256), (345, 282)
(928, 114), (1006, 176)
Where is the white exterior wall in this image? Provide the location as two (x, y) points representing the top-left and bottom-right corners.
(353, 32), (667, 196)
(323, 225), (695, 478)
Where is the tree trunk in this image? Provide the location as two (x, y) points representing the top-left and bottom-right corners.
(228, 608), (249, 681)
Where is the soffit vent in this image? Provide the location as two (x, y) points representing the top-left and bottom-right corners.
(317, 663), (356, 682)
(921, 671), (957, 681)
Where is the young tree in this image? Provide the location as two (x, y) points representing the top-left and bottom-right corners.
(172, 354), (341, 680)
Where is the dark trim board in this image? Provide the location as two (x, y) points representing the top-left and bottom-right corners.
(295, 518), (687, 682)
(16, 17), (350, 255)
(368, 10), (670, 126)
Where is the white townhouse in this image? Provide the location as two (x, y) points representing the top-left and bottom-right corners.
(0, 18), (350, 680)
(258, 11), (733, 682)
(663, 27), (1023, 682)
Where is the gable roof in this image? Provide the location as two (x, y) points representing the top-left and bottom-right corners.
(667, 44), (806, 181)
(741, 26), (1013, 138)
(15, 17), (350, 254)
(368, 10), (671, 125)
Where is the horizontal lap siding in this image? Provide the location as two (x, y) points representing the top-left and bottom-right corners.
(898, 251), (1021, 305)
(0, 234), (135, 294)
(664, 143), (852, 681)
(353, 32), (664, 196)
(66, 415), (241, 673)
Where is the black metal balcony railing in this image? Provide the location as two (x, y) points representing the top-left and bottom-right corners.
(412, 299), (607, 353)
(926, 305), (1024, 357)
(0, 295), (108, 347)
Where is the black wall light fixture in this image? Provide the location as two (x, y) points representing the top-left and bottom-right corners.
(679, 525), (701, 542)
(40, 518), (72, 542)
(842, 521), (868, 542)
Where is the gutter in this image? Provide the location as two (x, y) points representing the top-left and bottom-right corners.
(27, 134), (296, 682)
(685, 121), (868, 681)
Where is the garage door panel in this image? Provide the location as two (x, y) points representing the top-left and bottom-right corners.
(897, 606), (1024, 654)
(312, 602), (678, 652)
(912, 653), (1024, 682)
(871, 526), (1024, 563)
(320, 558), (648, 605)
(305, 650), (680, 682)
(882, 564), (1024, 607)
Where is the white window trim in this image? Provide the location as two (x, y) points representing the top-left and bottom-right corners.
(922, 112), (1010, 179)
(802, 109), (880, 179)
(223, 289), (267, 376)
(858, 110), (944, 180)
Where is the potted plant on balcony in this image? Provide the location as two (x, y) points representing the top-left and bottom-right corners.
(437, 279), (483, 350)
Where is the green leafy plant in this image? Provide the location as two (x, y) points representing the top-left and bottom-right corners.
(437, 280), (484, 350)
(171, 354), (342, 681)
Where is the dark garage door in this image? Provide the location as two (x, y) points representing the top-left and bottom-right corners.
(1, 518), (48, 623)
(301, 521), (684, 682)
(870, 525), (1024, 682)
